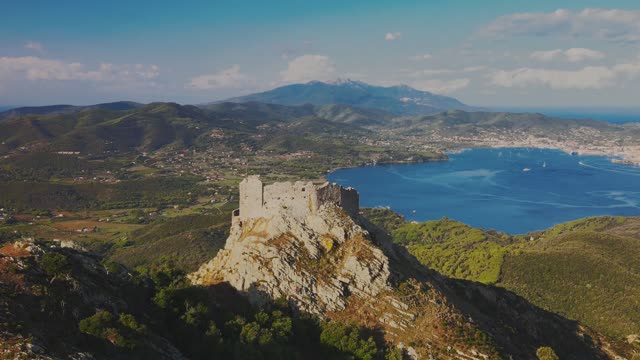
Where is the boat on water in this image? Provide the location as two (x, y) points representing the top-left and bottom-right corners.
(542, 161), (547, 168)
(523, 168), (532, 172)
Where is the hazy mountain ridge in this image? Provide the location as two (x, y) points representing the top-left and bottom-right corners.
(1, 100), (629, 156)
(0, 101), (388, 155)
(0, 101), (143, 121)
(392, 110), (621, 132)
(223, 79), (480, 115)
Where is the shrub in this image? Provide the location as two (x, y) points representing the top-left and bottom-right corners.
(536, 346), (559, 360)
(79, 310), (137, 348)
(79, 310), (114, 338)
(320, 321), (379, 360)
(40, 253), (70, 278)
(119, 313), (147, 334)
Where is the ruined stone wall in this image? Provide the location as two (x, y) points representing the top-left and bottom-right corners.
(239, 176), (264, 220)
(316, 183), (359, 217)
(262, 181), (317, 220)
(235, 175), (359, 221)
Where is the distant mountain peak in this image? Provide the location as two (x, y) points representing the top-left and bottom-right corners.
(223, 79), (479, 115)
(324, 78), (368, 87)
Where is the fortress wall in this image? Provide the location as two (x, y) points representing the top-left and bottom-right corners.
(316, 183), (359, 217)
(263, 181), (317, 219)
(236, 176), (359, 221)
(340, 187), (359, 216)
(239, 176), (264, 220)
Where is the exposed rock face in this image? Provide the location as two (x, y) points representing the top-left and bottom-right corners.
(190, 176), (389, 315)
(190, 176), (636, 360)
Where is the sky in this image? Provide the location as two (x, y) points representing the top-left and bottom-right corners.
(1, 0), (640, 107)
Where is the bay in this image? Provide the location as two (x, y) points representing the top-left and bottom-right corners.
(327, 148), (640, 234)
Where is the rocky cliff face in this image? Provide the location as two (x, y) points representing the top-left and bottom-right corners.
(190, 203), (392, 315)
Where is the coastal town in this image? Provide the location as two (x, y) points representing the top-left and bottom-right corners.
(381, 120), (640, 167)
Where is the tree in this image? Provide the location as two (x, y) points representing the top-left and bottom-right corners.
(40, 253), (70, 279)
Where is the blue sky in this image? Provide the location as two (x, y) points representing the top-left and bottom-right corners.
(1, 0), (640, 106)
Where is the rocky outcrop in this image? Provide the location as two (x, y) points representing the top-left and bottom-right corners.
(0, 240), (186, 360)
(190, 177), (637, 360)
(190, 185), (391, 314)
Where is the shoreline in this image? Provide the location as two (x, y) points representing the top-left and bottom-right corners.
(325, 144), (639, 180)
(446, 144), (640, 167)
(325, 155), (448, 175)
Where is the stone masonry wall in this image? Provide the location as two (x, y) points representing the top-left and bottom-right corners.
(236, 175), (359, 221)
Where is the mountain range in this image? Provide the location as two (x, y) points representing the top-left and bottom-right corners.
(221, 79), (480, 115)
(0, 101), (142, 121)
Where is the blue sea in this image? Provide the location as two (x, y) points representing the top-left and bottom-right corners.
(327, 148), (640, 234)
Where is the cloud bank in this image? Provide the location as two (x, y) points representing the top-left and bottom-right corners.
(482, 8), (640, 43)
(489, 57), (640, 89)
(412, 78), (471, 94)
(188, 65), (249, 90)
(0, 56), (159, 84)
(280, 55), (336, 83)
(530, 48), (605, 62)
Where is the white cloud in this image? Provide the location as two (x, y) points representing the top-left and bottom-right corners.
(384, 32), (402, 41)
(411, 78), (470, 94)
(187, 65), (249, 90)
(489, 67), (616, 89)
(489, 56), (640, 90)
(280, 55), (335, 83)
(410, 66), (485, 77)
(531, 48), (605, 62)
(530, 49), (564, 62)
(24, 41), (44, 52)
(482, 8), (640, 43)
(565, 48), (606, 62)
(0, 56), (159, 85)
(409, 53), (432, 61)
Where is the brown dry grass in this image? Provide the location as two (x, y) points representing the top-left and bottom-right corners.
(0, 243), (30, 258)
(0, 257), (26, 290)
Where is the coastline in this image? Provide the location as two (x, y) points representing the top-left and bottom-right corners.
(324, 154), (449, 176)
(325, 144), (640, 182)
(446, 143), (640, 167)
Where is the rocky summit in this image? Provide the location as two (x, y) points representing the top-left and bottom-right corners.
(190, 176), (392, 315)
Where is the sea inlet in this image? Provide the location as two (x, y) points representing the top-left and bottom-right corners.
(327, 148), (640, 234)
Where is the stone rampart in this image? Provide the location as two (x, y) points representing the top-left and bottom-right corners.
(235, 175), (359, 221)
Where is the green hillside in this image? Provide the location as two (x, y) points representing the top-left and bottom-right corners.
(500, 220), (640, 338)
(363, 209), (640, 339)
(393, 217), (513, 284)
(392, 110), (630, 137)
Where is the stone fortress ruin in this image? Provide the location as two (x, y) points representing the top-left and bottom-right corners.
(233, 175), (359, 222)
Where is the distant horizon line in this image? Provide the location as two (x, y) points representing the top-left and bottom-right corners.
(3, 102), (640, 113)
